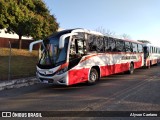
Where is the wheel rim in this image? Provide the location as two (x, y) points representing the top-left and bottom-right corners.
(130, 64), (133, 73)
(90, 71), (97, 82)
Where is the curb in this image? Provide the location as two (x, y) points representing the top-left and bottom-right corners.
(0, 77), (39, 91)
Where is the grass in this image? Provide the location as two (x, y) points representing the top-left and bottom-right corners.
(0, 48), (38, 80)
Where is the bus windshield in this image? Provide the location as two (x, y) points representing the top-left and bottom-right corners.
(39, 37), (69, 67)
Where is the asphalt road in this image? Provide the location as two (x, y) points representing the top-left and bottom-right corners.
(0, 64), (160, 119)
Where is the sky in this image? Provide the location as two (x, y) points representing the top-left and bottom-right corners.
(43, 0), (160, 47)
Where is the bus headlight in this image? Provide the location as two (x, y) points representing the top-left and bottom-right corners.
(56, 67), (68, 75)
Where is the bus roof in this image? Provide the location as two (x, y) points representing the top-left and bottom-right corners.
(47, 28), (144, 45)
(71, 28), (103, 36)
(143, 43), (160, 48)
(121, 38), (144, 45)
(71, 28), (144, 45)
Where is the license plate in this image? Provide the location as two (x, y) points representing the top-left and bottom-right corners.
(43, 80), (48, 83)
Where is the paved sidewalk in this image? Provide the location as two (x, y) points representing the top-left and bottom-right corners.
(0, 77), (39, 91)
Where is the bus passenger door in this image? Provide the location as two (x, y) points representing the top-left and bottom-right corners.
(68, 37), (87, 85)
(143, 46), (149, 66)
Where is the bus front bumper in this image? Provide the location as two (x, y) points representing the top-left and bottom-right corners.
(36, 72), (68, 86)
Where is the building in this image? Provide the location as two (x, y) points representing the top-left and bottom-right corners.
(0, 28), (64, 49)
(0, 29), (36, 49)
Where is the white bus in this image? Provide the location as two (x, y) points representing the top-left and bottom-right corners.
(29, 28), (147, 86)
(143, 44), (160, 68)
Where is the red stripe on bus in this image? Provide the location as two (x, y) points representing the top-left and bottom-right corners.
(57, 62), (69, 71)
(80, 54), (97, 63)
(80, 53), (143, 64)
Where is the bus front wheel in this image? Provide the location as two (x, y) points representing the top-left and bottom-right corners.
(88, 68), (98, 85)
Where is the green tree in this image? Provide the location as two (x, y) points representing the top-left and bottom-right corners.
(0, 0), (59, 49)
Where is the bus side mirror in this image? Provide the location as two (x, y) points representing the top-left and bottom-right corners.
(29, 40), (43, 52)
(59, 33), (78, 49)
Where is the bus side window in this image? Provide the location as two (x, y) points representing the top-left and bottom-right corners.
(104, 37), (108, 51)
(138, 44), (143, 52)
(96, 36), (104, 52)
(70, 39), (76, 58)
(132, 43), (138, 52)
(152, 47), (154, 53)
(87, 35), (104, 52)
(76, 39), (86, 55)
(154, 47), (156, 53)
(130, 43), (133, 52)
(150, 47), (152, 53)
(108, 37), (116, 52)
(116, 40), (125, 52)
(125, 42), (131, 52)
(69, 38), (86, 60)
(88, 35), (97, 52)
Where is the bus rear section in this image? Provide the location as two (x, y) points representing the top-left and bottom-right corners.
(143, 44), (160, 68)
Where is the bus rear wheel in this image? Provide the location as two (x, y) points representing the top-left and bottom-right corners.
(128, 63), (134, 74)
(88, 68), (98, 85)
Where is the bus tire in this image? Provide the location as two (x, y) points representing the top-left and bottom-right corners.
(147, 61), (151, 69)
(128, 63), (134, 74)
(155, 60), (158, 66)
(88, 68), (98, 85)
